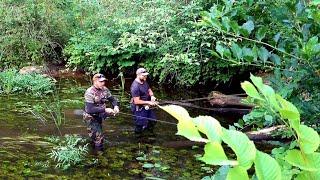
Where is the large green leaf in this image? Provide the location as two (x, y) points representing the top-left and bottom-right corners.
(279, 109), (300, 130)
(226, 166), (249, 180)
(241, 81), (262, 100)
(200, 142), (238, 166)
(276, 95), (300, 130)
(285, 150), (320, 171)
(296, 170), (320, 180)
(193, 116), (223, 142)
(211, 166), (230, 180)
(250, 74), (275, 98)
(276, 95), (300, 117)
(254, 151), (281, 180)
(221, 129), (256, 170)
(160, 105), (208, 142)
(250, 74), (264, 91)
(298, 125), (320, 154)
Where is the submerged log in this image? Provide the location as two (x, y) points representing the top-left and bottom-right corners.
(208, 91), (253, 108)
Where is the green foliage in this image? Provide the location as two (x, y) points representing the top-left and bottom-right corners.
(200, 0), (320, 123)
(48, 134), (88, 170)
(0, 0), (75, 67)
(160, 74), (320, 179)
(0, 69), (54, 96)
(63, 0), (242, 86)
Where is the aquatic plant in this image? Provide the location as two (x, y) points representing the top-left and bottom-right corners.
(48, 134), (88, 170)
(29, 96), (65, 135)
(160, 74), (320, 179)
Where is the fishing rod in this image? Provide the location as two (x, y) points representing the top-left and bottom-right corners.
(117, 111), (177, 126)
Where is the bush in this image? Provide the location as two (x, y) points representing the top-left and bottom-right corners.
(0, 0), (76, 68)
(64, 0), (244, 86)
(0, 69), (55, 96)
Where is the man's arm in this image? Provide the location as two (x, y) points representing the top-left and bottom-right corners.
(107, 96), (119, 107)
(148, 88), (154, 97)
(85, 102), (105, 114)
(148, 88), (156, 101)
(133, 96), (152, 105)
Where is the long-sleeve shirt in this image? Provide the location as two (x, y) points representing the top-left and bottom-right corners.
(84, 86), (118, 115)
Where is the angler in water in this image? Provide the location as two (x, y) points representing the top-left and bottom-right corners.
(83, 73), (120, 151)
(130, 68), (158, 135)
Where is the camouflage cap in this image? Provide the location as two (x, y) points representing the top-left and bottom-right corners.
(93, 73), (106, 82)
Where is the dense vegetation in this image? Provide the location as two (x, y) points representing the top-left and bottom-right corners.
(0, 0), (319, 178)
(1, 0), (319, 124)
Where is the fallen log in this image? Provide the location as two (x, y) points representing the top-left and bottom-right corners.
(160, 100), (250, 114)
(209, 91), (253, 108)
(245, 125), (286, 141)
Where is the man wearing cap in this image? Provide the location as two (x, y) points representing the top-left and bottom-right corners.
(130, 68), (157, 134)
(83, 73), (120, 151)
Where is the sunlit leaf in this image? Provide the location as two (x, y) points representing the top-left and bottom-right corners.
(226, 166), (249, 180)
(241, 81), (262, 100)
(160, 105), (208, 142)
(297, 125), (320, 154)
(200, 142), (238, 166)
(250, 74), (275, 98)
(296, 170), (320, 180)
(193, 116), (223, 142)
(254, 151), (281, 180)
(276, 95), (300, 130)
(221, 129), (256, 170)
(285, 150), (320, 171)
(310, 0), (320, 6)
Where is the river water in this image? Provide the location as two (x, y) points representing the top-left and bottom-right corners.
(0, 74), (232, 179)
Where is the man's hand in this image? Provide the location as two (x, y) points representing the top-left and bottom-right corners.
(105, 108), (115, 115)
(113, 106), (120, 114)
(151, 95), (156, 102)
(148, 101), (158, 106)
